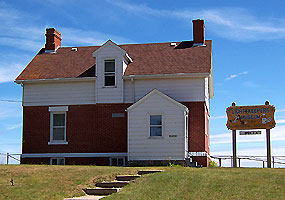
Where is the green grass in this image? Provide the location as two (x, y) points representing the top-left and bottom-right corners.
(0, 165), (284, 200)
(0, 165), (152, 200)
(106, 167), (285, 200)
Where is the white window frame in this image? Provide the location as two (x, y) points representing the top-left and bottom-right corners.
(48, 106), (68, 145)
(104, 59), (116, 87)
(50, 158), (65, 165)
(109, 157), (125, 166)
(148, 113), (164, 138)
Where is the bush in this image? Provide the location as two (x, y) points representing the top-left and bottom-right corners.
(208, 159), (218, 167)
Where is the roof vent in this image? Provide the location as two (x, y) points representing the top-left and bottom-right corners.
(170, 42), (177, 47)
(71, 47), (78, 51)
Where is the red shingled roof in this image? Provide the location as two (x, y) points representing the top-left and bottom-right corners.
(15, 40), (212, 81)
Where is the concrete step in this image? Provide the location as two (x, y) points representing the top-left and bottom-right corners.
(95, 181), (129, 188)
(137, 170), (163, 175)
(83, 188), (119, 196)
(116, 175), (141, 181)
(64, 195), (106, 200)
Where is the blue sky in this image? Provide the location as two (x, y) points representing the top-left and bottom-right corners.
(0, 0), (285, 167)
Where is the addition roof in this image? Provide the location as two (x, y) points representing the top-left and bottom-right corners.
(15, 40), (212, 81)
(126, 88), (189, 112)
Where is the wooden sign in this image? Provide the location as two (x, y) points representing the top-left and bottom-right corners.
(226, 105), (275, 130)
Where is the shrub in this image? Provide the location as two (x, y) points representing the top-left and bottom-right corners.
(208, 159), (218, 167)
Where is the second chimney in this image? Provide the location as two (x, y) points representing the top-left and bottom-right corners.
(45, 28), (62, 52)
(192, 19), (205, 46)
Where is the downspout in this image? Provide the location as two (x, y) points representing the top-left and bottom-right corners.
(130, 76), (135, 103)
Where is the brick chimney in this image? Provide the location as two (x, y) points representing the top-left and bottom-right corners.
(192, 19), (205, 46)
(45, 28), (61, 52)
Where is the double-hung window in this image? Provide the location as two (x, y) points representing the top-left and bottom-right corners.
(49, 106), (68, 145)
(104, 59), (115, 86)
(150, 115), (163, 137)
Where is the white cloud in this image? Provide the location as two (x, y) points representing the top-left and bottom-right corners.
(276, 109), (285, 113)
(108, 1), (285, 42)
(0, 63), (25, 83)
(225, 71), (248, 81)
(6, 123), (22, 131)
(276, 119), (285, 124)
(0, 101), (22, 120)
(61, 27), (134, 47)
(211, 115), (227, 120)
(210, 125), (285, 145)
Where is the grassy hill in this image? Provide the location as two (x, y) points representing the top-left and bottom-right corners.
(0, 165), (284, 200)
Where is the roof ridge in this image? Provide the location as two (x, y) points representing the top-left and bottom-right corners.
(58, 40), (212, 49)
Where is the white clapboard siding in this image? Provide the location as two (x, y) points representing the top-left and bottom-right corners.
(94, 43), (125, 103)
(205, 77), (210, 109)
(128, 91), (187, 161)
(23, 81), (96, 106)
(124, 77), (207, 103)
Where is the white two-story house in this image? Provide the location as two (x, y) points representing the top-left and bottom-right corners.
(15, 19), (213, 167)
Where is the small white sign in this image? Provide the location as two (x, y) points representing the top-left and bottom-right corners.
(239, 131), (262, 135)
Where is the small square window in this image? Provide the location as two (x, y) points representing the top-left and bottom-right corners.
(150, 115), (162, 125)
(105, 75), (115, 86)
(51, 158), (65, 165)
(110, 158), (125, 166)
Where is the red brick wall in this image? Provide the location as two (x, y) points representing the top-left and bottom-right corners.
(23, 104), (131, 154)
(182, 102), (207, 152)
(22, 101), (209, 166)
(182, 102), (209, 167)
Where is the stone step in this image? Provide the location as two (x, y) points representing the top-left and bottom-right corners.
(95, 181), (129, 188)
(137, 170), (163, 175)
(116, 175), (141, 181)
(83, 188), (119, 196)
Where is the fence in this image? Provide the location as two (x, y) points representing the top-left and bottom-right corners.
(211, 155), (285, 168)
(0, 153), (21, 164)
(1, 152), (285, 167)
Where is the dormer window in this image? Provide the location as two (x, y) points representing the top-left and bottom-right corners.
(104, 59), (115, 86)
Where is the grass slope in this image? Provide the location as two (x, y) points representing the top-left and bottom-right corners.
(106, 167), (285, 200)
(0, 165), (145, 200)
(0, 165), (284, 200)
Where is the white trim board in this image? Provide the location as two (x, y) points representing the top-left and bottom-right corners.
(92, 40), (126, 57)
(127, 88), (188, 112)
(49, 106), (68, 112)
(21, 152), (128, 158)
(123, 73), (210, 79)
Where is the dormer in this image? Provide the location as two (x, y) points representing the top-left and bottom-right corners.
(92, 40), (131, 103)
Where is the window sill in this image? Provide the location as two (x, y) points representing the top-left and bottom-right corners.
(48, 141), (68, 145)
(148, 136), (164, 139)
(102, 86), (117, 88)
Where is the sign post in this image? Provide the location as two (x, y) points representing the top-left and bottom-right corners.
(226, 101), (275, 168)
(265, 101), (271, 168)
(231, 102), (237, 168)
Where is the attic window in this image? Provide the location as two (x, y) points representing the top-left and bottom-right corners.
(104, 59), (115, 86)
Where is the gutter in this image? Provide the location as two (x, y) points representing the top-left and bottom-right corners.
(15, 77), (97, 84)
(123, 72), (210, 80)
